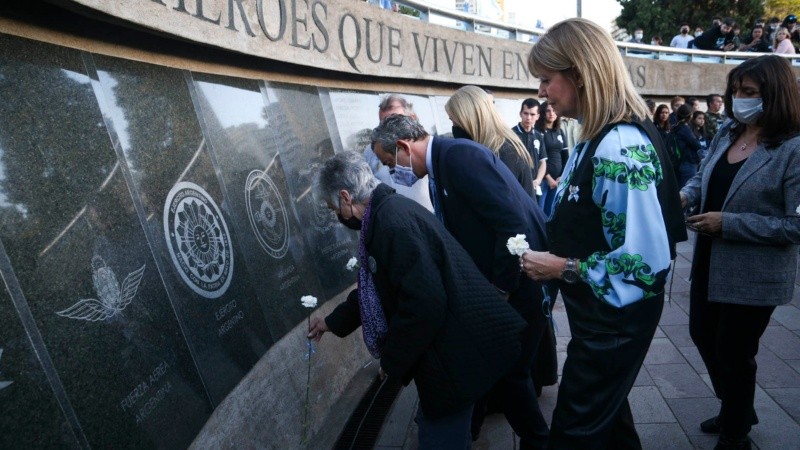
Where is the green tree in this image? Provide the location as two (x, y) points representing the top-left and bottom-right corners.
(764, 0), (800, 20)
(616, 0), (764, 43)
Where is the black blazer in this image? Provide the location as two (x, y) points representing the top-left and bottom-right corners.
(430, 136), (549, 316)
(326, 184), (525, 418)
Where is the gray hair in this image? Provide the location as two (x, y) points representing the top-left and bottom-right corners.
(315, 151), (380, 206)
(379, 94), (414, 115)
(370, 114), (429, 156)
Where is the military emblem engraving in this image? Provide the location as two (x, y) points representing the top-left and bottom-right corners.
(245, 170), (289, 258)
(56, 256), (146, 322)
(164, 182), (233, 298)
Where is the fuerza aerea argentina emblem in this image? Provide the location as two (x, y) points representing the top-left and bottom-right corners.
(245, 170), (289, 258)
(164, 182), (233, 298)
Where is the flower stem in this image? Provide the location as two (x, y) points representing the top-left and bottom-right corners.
(301, 314), (312, 446)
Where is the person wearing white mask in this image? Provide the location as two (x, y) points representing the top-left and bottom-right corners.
(681, 55), (800, 450)
(629, 27), (645, 44)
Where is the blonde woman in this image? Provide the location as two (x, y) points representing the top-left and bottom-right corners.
(445, 85), (536, 198)
(520, 18), (684, 449)
(773, 27), (796, 54)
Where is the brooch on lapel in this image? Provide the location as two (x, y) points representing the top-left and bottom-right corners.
(568, 185), (580, 202)
(368, 256), (378, 274)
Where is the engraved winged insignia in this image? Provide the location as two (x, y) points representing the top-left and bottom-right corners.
(0, 348), (12, 390)
(56, 256), (146, 322)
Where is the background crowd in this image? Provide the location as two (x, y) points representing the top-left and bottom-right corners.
(639, 14), (800, 55)
(307, 15), (800, 450)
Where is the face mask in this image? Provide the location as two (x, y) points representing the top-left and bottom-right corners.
(390, 164), (418, 187)
(451, 125), (472, 140)
(337, 202), (362, 230)
(391, 150), (420, 187)
(634, 33), (643, 40)
(732, 97), (763, 124)
(695, 31), (703, 37)
(681, 28), (689, 34)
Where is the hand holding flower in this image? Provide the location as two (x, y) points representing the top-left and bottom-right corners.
(521, 251), (567, 281)
(346, 257), (359, 271)
(307, 316), (329, 342)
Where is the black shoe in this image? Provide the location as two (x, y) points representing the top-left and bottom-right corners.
(714, 435), (751, 450)
(700, 413), (759, 434)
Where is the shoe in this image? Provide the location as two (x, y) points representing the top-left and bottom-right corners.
(713, 435), (751, 450)
(700, 413), (759, 434)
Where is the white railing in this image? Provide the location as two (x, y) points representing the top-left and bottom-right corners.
(393, 0), (800, 65)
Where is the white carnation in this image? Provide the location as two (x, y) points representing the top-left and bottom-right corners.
(506, 234), (530, 256)
(796, 204), (800, 215)
(300, 295), (318, 308)
(346, 257), (359, 271)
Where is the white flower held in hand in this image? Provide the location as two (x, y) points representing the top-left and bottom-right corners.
(301, 295), (318, 308)
(506, 234), (530, 256)
(796, 204), (800, 215)
(346, 256), (359, 271)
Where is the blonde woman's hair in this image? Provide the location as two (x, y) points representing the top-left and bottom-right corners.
(527, 18), (650, 142)
(774, 27), (790, 50)
(445, 85), (533, 167)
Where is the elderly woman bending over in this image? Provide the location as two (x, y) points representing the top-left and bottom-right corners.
(308, 151), (525, 449)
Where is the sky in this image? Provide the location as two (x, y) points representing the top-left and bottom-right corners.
(424, 0), (623, 32)
(505, 0), (622, 31)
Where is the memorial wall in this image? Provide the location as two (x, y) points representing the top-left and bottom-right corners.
(0, 0), (758, 448)
(0, 26), (492, 449)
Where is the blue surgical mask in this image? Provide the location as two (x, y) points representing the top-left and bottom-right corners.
(390, 164), (418, 187)
(391, 150), (419, 187)
(732, 97), (763, 124)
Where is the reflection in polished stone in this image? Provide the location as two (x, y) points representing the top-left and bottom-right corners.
(325, 90), (379, 152)
(264, 82), (358, 298)
(0, 286), (80, 448)
(89, 54), (273, 406)
(381, 92), (439, 135)
(432, 95), (455, 137)
(494, 97), (525, 129)
(190, 73), (325, 338)
(0, 35), (212, 448)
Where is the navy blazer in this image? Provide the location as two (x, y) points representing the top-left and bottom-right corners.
(429, 136), (549, 315)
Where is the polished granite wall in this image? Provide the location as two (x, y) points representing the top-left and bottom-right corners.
(0, 31), (489, 448)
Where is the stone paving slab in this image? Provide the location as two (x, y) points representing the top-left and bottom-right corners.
(661, 324), (694, 348)
(384, 255), (800, 449)
(646, 363), (715, 399)
(637, 423), (694, 449)
(629, 386), (677, 423)
(772, 304), (800, 331)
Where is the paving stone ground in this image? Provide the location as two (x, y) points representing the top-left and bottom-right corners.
(374, 237), (800, 450)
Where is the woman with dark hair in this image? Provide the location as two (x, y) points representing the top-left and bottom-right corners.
(535, 101), (569, 216)
(690, 111), (712, 161)
(653, 103), (671, 142)
(672, 104), (703, 187)
(738, 24), (770, 52)
(681, 54), (800, 450)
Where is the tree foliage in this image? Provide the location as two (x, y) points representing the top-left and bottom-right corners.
(764, 0), (800, 21)
(615, 0), (765, 42)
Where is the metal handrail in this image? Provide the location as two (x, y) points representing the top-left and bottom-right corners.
(392, 0), (800, 64)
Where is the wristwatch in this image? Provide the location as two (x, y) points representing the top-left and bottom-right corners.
(561, 258), (580, 284)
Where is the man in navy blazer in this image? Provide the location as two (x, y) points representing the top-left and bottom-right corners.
(372, 114), (550, 449)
